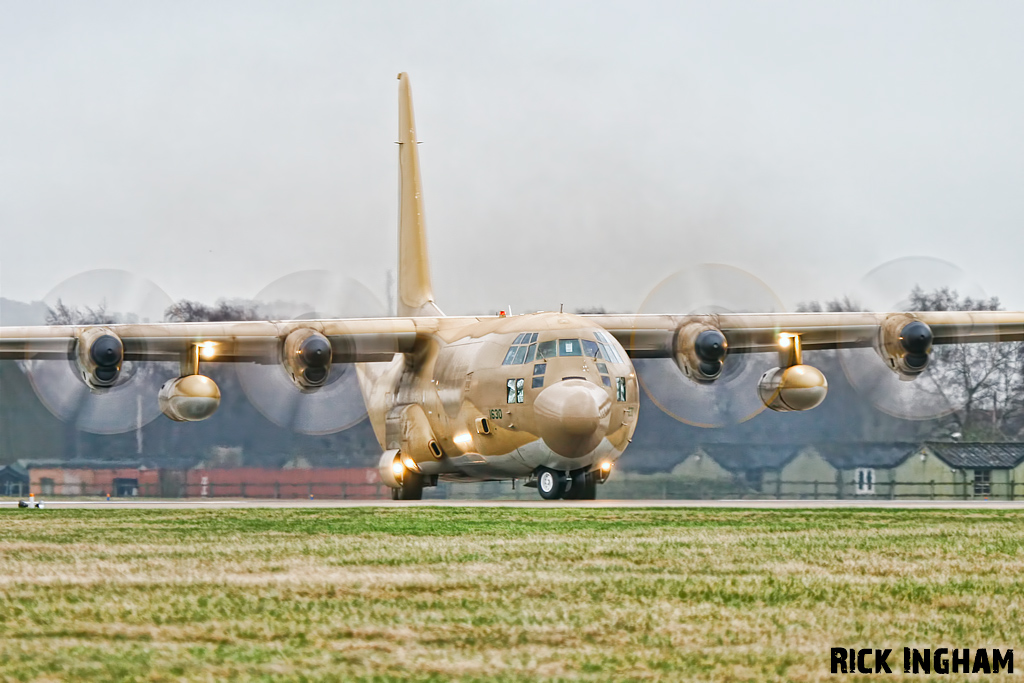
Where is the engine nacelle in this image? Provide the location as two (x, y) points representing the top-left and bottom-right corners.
(674, 324), (728, 384)
(283, 329), (333, 390)
(877, 315), (933, 380)
(378, 449), (404, 488)
(76, 327), (123, 390)
(158, 374), (221, 422)
(758, 365), (828, 412)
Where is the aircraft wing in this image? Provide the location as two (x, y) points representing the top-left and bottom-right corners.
(4, 311), (1022, 362)
(588, 311), (1024, 357)
(0, 318), (440, 363)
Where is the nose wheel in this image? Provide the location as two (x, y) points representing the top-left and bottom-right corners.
(536, 468), (566, 500)
(535, 467), (597, 500)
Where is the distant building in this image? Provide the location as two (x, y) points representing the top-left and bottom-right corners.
(0, 462), (29, 496)
(672, 442), (1024, 500)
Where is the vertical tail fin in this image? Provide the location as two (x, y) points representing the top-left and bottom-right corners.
(397, 73), (443, 317)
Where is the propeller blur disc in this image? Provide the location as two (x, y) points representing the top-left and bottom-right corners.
(839, 257), (987, 421)
(636, 264), (784, 428)
(22, 269), (174, 434)
(237, 270), (386, 434)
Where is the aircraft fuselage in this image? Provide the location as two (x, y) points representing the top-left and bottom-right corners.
(357, 312), (640, 484)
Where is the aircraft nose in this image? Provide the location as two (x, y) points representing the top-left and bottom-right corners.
(533, 379), (612, 458)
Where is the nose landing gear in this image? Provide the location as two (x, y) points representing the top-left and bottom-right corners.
(536, 468), (566, 500)
(534, 467), (597, 500)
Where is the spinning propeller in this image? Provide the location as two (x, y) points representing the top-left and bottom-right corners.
(236, 270), (386, 435)
(634, 264), (784, 428)
(837, 256), (988, 421)
(21, 269), (174, 434)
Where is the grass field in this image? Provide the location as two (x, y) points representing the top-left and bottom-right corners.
(1, 508), (1022, 682)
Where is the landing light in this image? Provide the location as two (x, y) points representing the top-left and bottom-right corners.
(391, 460), (405, 476)
(600, 461), (612, 472)
(453, 433), (472, 445)
(778, 335), (791, 348)
(199, 341), (218, 359)
(402, 456), (419, 472)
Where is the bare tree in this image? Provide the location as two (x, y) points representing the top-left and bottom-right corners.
(45, 299), (120, 325)
(165, 299), (262, 323)
(796, 296), (862, 313)
(796, 289), (1024, 439)
(907, 287), (1024, 440)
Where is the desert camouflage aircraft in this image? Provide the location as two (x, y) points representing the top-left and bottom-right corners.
(2, 74), (1023, 500)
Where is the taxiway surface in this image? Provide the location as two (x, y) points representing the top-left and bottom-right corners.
(4, 499), (1024, 509)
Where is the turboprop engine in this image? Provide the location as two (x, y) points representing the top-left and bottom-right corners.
(877, 315), (933, 380)
(674, 324), (728, 383)
(159, 374), (221, 422)
(76, 328), (124, 390)
(282, 329), (333, 390)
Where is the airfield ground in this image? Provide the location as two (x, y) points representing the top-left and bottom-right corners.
(0, 507), (1021, 682)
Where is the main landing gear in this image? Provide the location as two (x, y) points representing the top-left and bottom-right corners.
(535, 467), (597, 500)
(391, 471), (424, 500)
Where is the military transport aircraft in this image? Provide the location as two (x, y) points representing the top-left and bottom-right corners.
(2, 74), (1023, 500)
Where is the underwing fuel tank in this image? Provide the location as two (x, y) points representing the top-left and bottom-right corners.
(158, 375), (221, 422)
(757, 365), (828, 412)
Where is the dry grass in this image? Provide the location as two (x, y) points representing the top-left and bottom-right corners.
(0, 508), (1021, 681)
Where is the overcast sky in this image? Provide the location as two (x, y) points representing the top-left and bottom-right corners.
(2, 0), (1023, 318)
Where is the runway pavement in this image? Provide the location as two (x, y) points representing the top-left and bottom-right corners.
(4, 498), (1024, 509)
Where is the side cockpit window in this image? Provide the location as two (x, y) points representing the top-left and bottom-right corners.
(594, 331), (624, 363)
(507, 378), (525, 403)
(503, 333), (539, 365)
(532, 363), (546, 389)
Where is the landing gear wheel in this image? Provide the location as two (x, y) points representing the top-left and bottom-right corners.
(564, 471), (597, 500)
(537, 468), (566, 500)
(391, 472), (424, 500)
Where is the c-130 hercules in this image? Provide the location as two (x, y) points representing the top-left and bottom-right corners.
(3, 74), (1023, 500)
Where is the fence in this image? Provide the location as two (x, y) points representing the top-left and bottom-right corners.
(22, 480), (389, 499)
(596, 478), (1021, 501)
(11, 478), (1022, 500)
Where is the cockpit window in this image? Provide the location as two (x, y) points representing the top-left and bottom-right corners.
(581, 339), (599, 358)
(533, 363), (546, 375)
(503, 334), (539, 365)
(512, 344), (529, 365)
(594, 331), (624, 363)
(537, 340), (556, 359)
(558, 339), (582, 356)
(523, 343), (537, 363)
